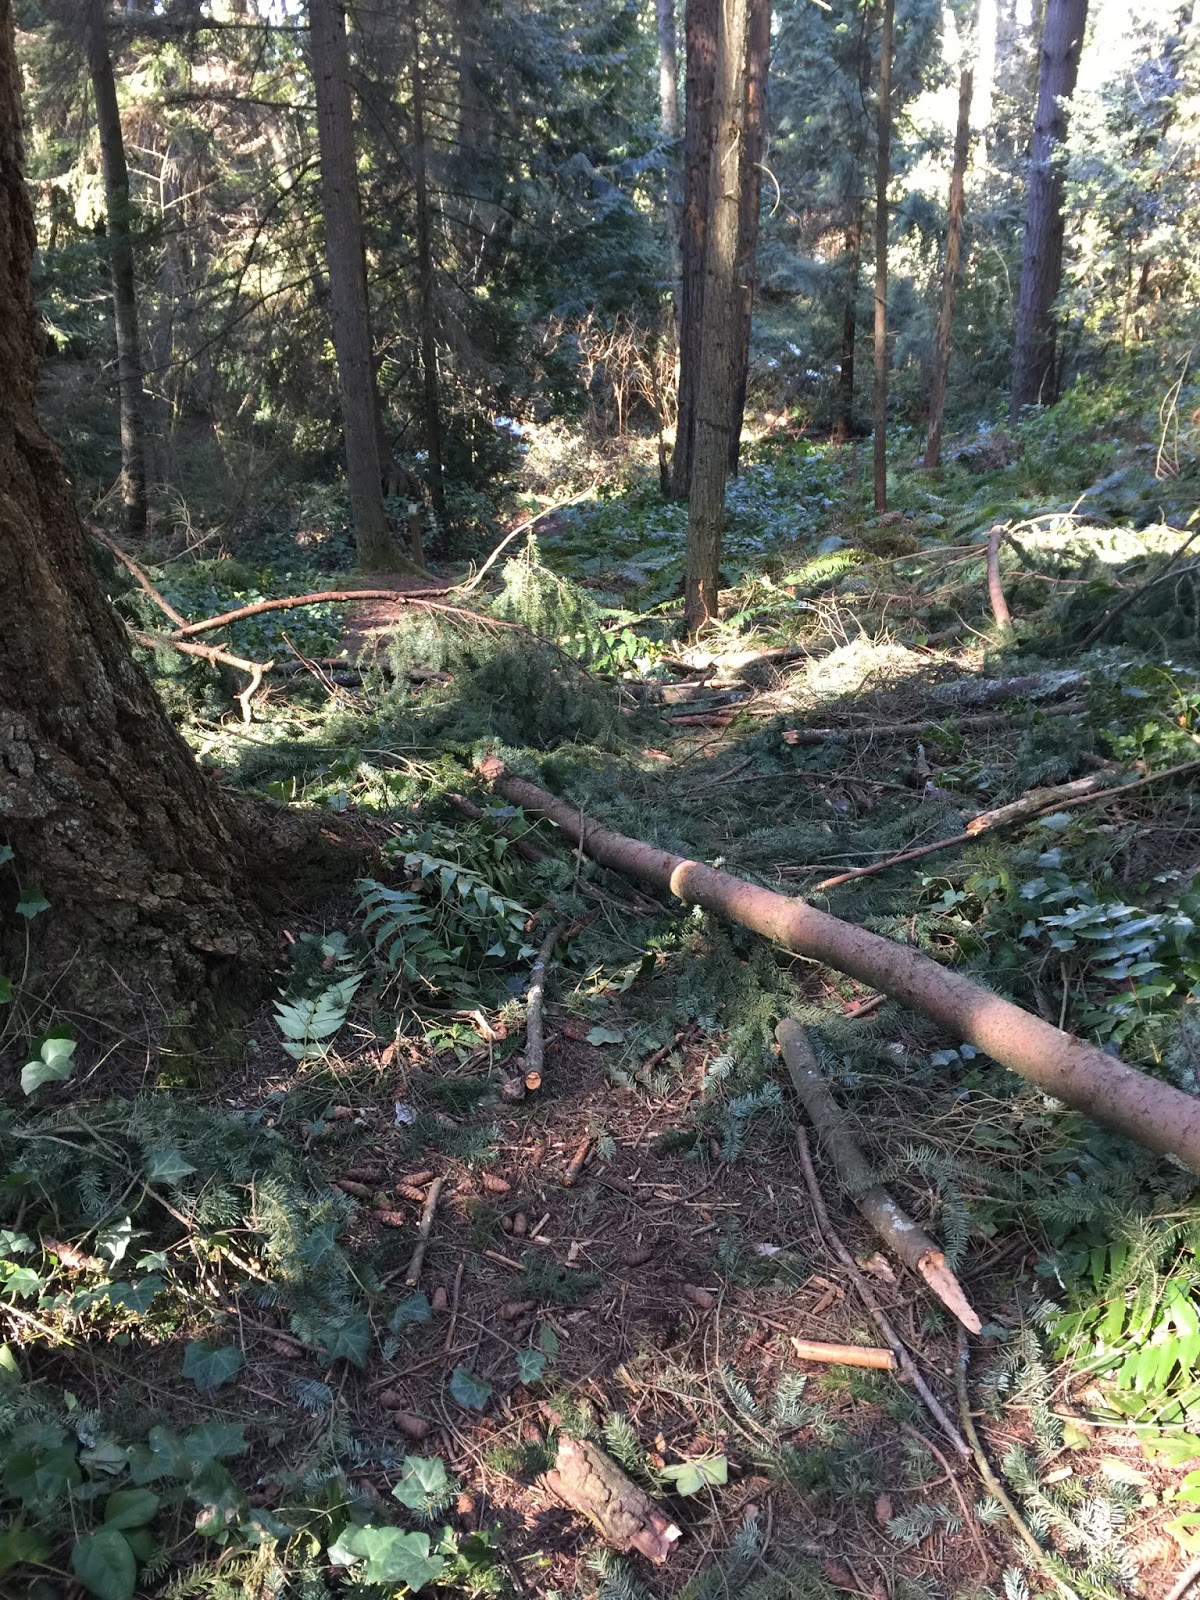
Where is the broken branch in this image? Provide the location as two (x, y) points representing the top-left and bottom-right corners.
(986, 523), (1012, 630)
(131, 630), (272, 724)
(781, 700), (1082, 746)
(791, 1338), (897, 1370)
(539, 1434), (681, 1563)
(91, 526), (188, 628)
(404, 1175), (445, 1287)
(778, 1020), (981, 1332)
(476, 758), (1200, 1171)
(524, 923), (563, 1089)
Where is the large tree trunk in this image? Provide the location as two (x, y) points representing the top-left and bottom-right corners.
(923, 56), (974, 469)
(308, 0), (412, 572)
(834, 203), (863, 442)
(726, 0), (769, 476)
(656, 0), (684, 328)
(0, 4), (363, 1043)
(1009, 0), (1088, 416)
(409, 3), (447, 538)
(82, 0), (148, 542)
(872, 0), (895, 513)
(670, 0), (717, 501)
(684, 0), (748, 635)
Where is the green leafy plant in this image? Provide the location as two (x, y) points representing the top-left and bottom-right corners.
(660, 1453), (729, 1497)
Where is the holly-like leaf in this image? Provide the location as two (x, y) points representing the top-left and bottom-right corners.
(316, 1311), (371, 1367)
(327, 1524), (445, 1589)
(182, 1341), (244, 1393)
(104, 1488), (160, 1529)
(516, 1348), (547, 1384)
(660, 1453), (728, 1496)
(391, 1454), (451, 1512)
(388, 1292), (432, 1332)
(70, 1528), (136, 1600)
(585, 1026), (624, 1046)
(21, 1036), (76, 1095)
(448, 1365), (492, 1411)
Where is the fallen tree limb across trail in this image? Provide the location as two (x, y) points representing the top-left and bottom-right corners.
(777, 1020), (981, 1332)
(476, 757), (1200, 1172)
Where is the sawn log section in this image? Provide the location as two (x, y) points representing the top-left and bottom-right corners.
(477, 758), (1200, 1172)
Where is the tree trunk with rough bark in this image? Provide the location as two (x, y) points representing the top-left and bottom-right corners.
(727, 0), (769, 476)
(1010, 0), (1088, 416)
(82, 0), (147, 541)
(924, 56), (974, 469)
(671, 0), (718, 501)
(872, 0), (894, 512)
(684, 0), (748, 635)
(0, 3), (365, 1043)
(308, 0), (412, 572)
(410, 3), (447, 538)
(656, 0), (684, 328)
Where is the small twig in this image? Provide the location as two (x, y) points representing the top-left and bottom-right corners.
(985, 523), (1012, 630)
(453, 483), (598, 595)
(954, 1331), (1079, 1598)
(895, 1420), (989, 1565)
(404, 1176), (445, 1287)
(1165, 1555), (1200, 1600)
(524, 923), (563, 1088)
(444, 1259), (464, 1354)
(562, 1136), (592, 1189)
(90, 525), (188, 628)
(280, 629), (346, 700)
(796, 1128), (969, 1458)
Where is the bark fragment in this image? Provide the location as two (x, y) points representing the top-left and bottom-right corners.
(540, 1435), (681, 1563)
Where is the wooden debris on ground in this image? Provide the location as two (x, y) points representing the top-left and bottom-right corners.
(777, 1018), (982, 1333)
(791, 1337), (898, 1370)
(539, 1434), (682, 1563)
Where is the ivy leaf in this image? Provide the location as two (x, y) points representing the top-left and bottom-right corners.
(182, 1422), (247, 1467)
(15, 893), (51, 921)
(391, 1454), (450, 1512)
(182, 1341), (244, 1393)
(0, 1524), (50, 1575)
(448, 1365), (492, 1411)
(660, 1453), (728, 1496)
(516, 1348), (548, 1384)
(21, 1036), (76, 1095)
(144, 1149), (196, 1185)
(71, 1528), (136, 1600)
(104, 1488), (160, 1529)
(327, 1525), (445, 1589)
(388, 1292), (432, 1332)
(316, 1311), (371, 1368)
(0, 976), (12, 1005)
(585, 1026), (624, 1046)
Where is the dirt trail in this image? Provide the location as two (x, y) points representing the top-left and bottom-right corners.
(337, 571), (447, 659)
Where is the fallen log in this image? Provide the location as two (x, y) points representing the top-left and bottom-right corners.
(539, 1435), (681, 1562)
(781, 700), (1082, 746)
(476, 757), (1200, 1171)
(777, 1020), (981, 1332)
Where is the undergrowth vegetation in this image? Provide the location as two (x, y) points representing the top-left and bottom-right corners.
(5, 378), (1200, 1598)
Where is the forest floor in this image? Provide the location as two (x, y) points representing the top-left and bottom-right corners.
(6, 398), (1200, 1600)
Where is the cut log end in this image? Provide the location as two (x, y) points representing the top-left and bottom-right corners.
(917, 1252), (983, 1334)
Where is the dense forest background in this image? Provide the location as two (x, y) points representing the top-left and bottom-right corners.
(4, 3), (1200, 1600)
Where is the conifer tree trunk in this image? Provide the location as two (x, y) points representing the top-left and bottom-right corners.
(924, 53), (974, 469)
(410, 3), (447, 536)
(684, 0), (749, 634)
(1009, 0), (1088, 415)
(834, 202), (863, 441)
(671, 0), (717, 501)
(309, 0), (411, 572)
(82, 0), (147, 541)
(656, 0), (684, 325)
(872, 0), (895, 512)
(727, 0), (770, 476)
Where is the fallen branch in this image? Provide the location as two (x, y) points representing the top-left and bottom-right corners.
(795, 1129), (970, 1457)
(1079, 527), (1200, 650)
(791, 1337), (897, 1370)
(524, 923), (563, 1089)
(782, 700), (1082, 746)
(540, 1435), (681, 1563)
(476, 758), (1200, 1170)
(132, 630), (272, 724)
(777, 1020), (981, 1332)
(91, 526), (188, 628)
(812, 757), (1200, 890)
(985, 523), (1012, 630)
(404, 1176), (445, 1286)
(445, 792), (552, 863)
(453, 484), (598, 596)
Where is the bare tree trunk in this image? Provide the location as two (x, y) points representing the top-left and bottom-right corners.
(923, 57), (974, 469)
(656, 0), (683, 327)
(82, 0), (147, 540)
(727, 0), (770, 476)
(684, 0), (748, 635)
(834, 203), (863, 441)
(478, 760), (1200, 1174)
(872, 0), (894, 513)
(308, 0), (411, 572)
(1009, 0), (1089, 416)
(670, 0), (717, 501)
(410, 2), (447, 539)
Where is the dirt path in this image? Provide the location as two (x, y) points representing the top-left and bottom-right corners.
(337, 570), (448, 659)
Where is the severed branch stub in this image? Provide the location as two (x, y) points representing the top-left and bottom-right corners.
(792, 1337), (897, 1370)
(777, 1019), (982, 1334)
(505, 921), (562, 1102)
(540, 1434), (681, 1563)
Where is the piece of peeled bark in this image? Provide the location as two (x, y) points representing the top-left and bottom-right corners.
(539, 1435), (681, 1563)
(777, 1019), (982, 1334)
